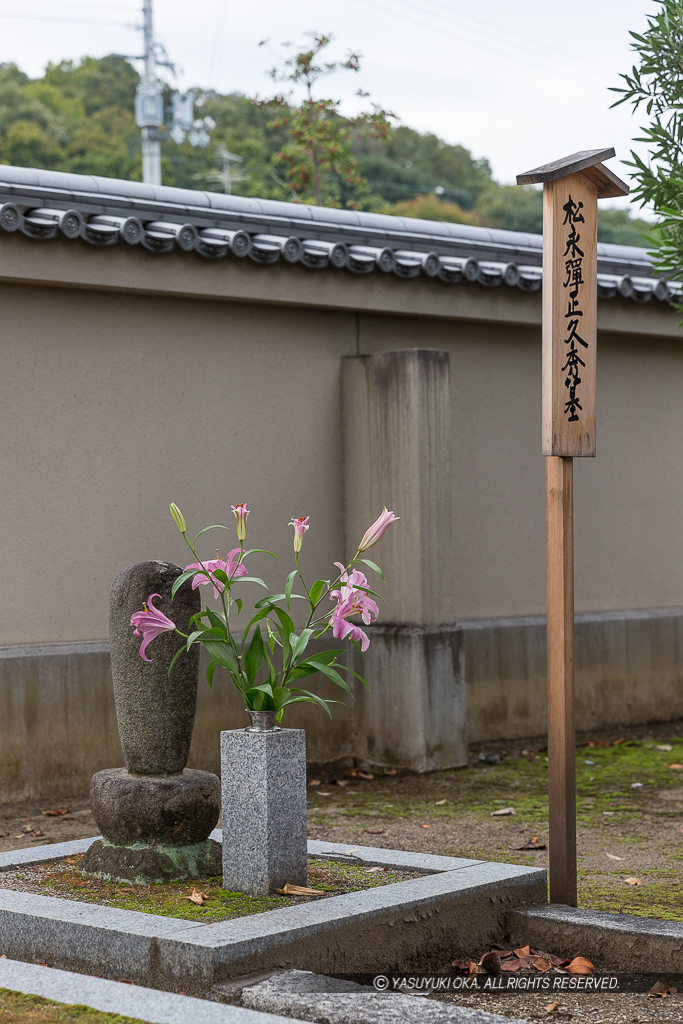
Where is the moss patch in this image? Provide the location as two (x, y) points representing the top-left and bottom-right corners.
(307, 724), (683, 924)
(2, 856), (419, 924)
(579, 869), (683, 921)
(0, 988), (144, 1024)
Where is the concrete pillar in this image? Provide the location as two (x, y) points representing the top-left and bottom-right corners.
(342, 349), (466, 772)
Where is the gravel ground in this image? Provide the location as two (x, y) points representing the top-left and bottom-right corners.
(434, 989), (683, 1023)
(2, 718), (683, 1023)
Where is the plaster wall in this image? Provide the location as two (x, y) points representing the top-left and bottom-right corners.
(1, 274), (683, 644)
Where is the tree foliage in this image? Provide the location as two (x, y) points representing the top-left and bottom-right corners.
(612, 0), (683, 272)
(0, 53), (652, 247)
(256, 34), (395, 207)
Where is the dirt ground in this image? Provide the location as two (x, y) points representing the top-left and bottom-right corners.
(2, 718), (683, 1022)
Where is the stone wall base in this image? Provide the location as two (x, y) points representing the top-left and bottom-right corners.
(2, 607), (683, 799)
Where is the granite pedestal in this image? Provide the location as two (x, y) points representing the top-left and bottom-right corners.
(221, 727), (307, 894)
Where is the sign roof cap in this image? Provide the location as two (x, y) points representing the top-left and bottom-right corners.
(516, 148), (629, 199)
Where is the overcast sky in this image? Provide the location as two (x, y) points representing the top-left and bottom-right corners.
(1, 0), (656, 210)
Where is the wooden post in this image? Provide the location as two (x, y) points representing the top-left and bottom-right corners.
(517, 150), (629, 906)
(546, 454), (576, 904)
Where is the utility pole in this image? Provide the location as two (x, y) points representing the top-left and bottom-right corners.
(141, 0), (161, 185)
(119, 0), (212, 185)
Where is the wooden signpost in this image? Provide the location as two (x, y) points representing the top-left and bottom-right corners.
(516, 150), (629, 906)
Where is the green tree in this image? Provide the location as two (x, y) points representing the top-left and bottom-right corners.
(611, 1), (680, 272)
(256, 34), (395, 207)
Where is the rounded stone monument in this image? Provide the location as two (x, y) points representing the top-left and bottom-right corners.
(79, 560), (221, 884)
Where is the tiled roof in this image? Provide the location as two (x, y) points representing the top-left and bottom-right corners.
(0, 165), (676, 304)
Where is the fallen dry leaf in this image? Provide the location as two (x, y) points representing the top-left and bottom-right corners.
(468, 959), (479, 975)
(492, 949), (513, 958)
(605, 853), (624, 861)
(419, 824), (432, 829)
(551, 956), (571, 967)
(533, 956), (552, 972)
(508, 839), (546, 851)
(676, 826), (683, 834)
(41, 808), (71, 817)
(544, 1002), (557, 1013)
(435, 799), (447, 805)
(181, 888), (206, 906)
(501, 958), (525, 972)
(649, 980), (677, 997)
(491, 807), (515, 817)
(357, 771), (374, 780)
(345, 769), (358, 777)
(383, 768), (397, 776)
(667, 764), (683, 771)
(366, 866), (388, 873)
(308, 779), (321, 787)
(513, 945), (530, 958)
(567, 957), (594, 975)
(335, 780), (349, 787)
(451, 959), (470, 972)
(317, 792), (331, 796)
(655, 744), (673, 752)
(276, 883), (324, 896)
(478, 951), (502, 974)
(613, 738), (627, 746)
(363, 828), (384, 835)
(625, 876), (642, 886)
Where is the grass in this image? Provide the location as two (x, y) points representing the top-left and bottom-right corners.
(0, 989), (144, 1024)
(8, 857), (417, 924)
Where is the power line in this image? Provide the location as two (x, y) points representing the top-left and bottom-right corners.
(410, 0), (603, 78)
(208, 0), (229, 88)
(351, 0), (608, 89)
(0, 12), (137, 25)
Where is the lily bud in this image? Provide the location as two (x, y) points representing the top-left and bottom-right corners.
(231, 503), (250, 542)
(289, 516), (310, 553)
(358, 507), (399, 552)
(169, 503), (186, 534)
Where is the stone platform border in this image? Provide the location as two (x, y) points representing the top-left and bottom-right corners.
(0, 958), (297, 1024)
(507, 904), (683, 974)
(0, 835), (545, 997)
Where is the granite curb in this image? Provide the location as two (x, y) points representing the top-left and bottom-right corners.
(0, 835), (546, 995)
(0, 958), (298, 1024)
(239, 969), (534, 1024)
(507, 903), (683, 973)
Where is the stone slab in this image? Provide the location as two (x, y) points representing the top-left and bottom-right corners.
(0, 958), (298, 1024)
(0, 838), (97, 871)
(507, 903), (683, 973)
(221, 729), (307, 894)
(240, 970), (533, 1024)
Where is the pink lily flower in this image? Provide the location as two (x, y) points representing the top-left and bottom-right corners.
(131, 594), (176, 663)
(289, 516), (310, 553)
(358, 507), (399, 552)
(231, 503), (250, 542)
(184, 549), (247, 599)
(331, 565), (380, 624)
(329, 567), (379, 653)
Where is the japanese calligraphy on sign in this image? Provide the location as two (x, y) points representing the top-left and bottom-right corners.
(542, 172), (597, 457)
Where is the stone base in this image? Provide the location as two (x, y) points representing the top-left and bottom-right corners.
(89, 767), (220, 846)
(79, 837), (222, 885)
(221, 728), (307, 895)
(353, 624), (467, 772)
